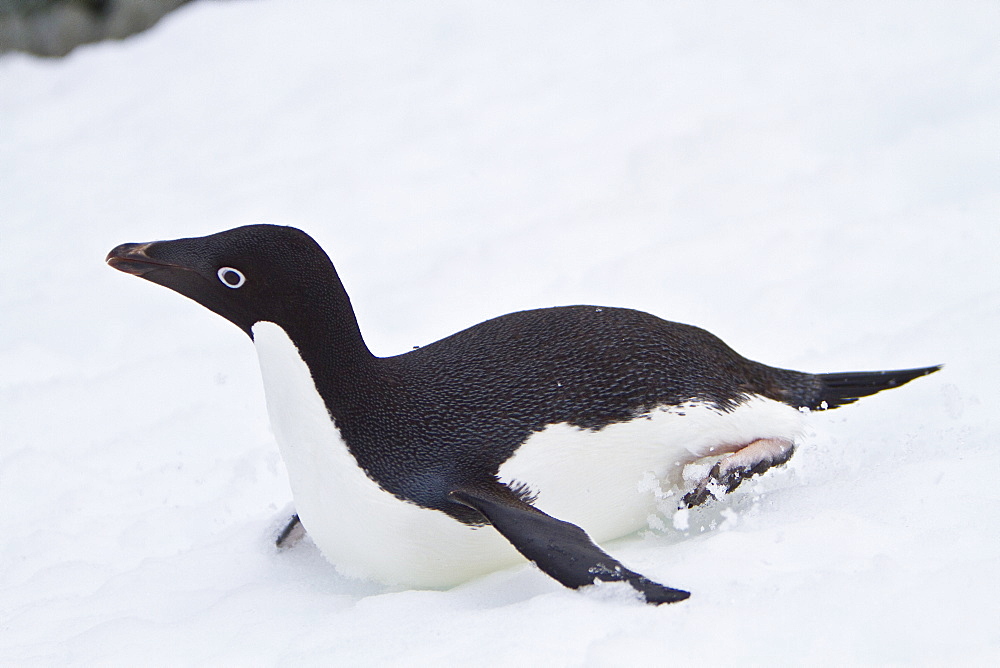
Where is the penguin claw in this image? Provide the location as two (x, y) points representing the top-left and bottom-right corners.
(682, 438), (795, 508)
(681, 480), (718, 508)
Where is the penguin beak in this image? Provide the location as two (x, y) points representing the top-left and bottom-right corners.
(106, 242), (183, 277)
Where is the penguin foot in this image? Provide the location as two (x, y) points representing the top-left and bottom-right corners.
(683, 438), (795, 508)
(276, 513), (305, 549)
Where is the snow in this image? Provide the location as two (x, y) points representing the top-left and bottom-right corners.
(1, 0), (998, 664)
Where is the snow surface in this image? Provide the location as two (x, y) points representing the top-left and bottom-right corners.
(2, 0), (998, 664)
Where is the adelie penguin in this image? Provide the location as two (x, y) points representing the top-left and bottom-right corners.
(107, 224), (940, 605)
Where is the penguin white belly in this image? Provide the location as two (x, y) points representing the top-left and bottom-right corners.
(252, 321), (806, 589)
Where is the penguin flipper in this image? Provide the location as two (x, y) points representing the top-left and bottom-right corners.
(448, 484), (690, 605)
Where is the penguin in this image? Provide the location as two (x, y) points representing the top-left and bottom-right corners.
(106, 224), (939, 605)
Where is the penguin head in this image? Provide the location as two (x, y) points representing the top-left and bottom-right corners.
(107, 224), (339, 338)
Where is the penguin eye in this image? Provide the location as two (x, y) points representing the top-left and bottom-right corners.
(217, 267), (246, 289)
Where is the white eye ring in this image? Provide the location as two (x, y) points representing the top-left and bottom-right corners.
(217, 267), (246, 289)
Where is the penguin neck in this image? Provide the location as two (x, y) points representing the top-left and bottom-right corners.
(252, 271), (378, 418)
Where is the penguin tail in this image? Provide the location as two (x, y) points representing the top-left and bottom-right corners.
(808, 364), (942, 410)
